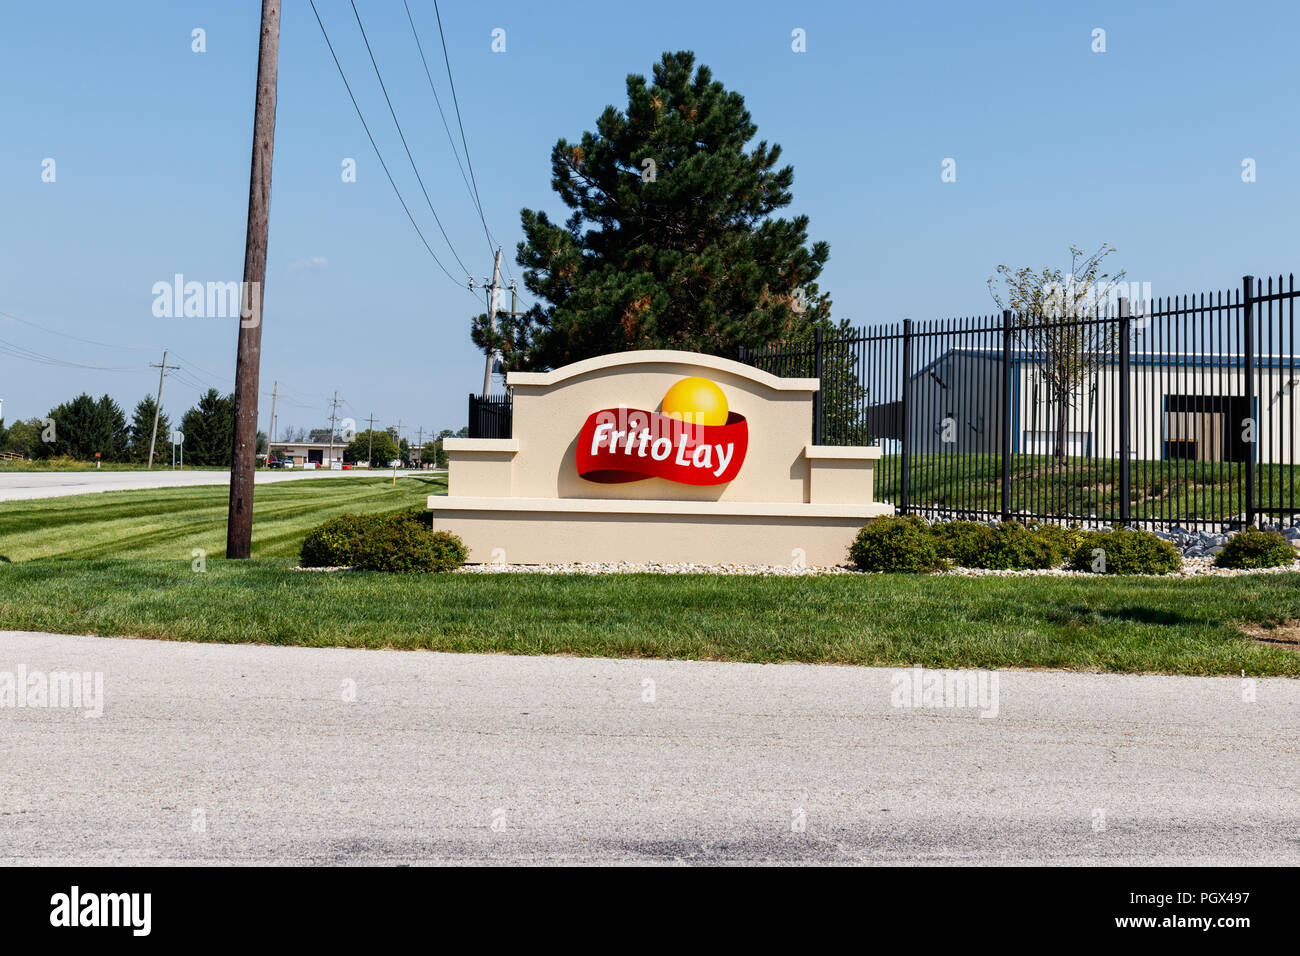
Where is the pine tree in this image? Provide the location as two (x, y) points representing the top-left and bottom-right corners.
(45, 394), (129, 460)
(128, 395), (170, 462)
(180, 389), (235, 466)
(473, 50), (833, 371)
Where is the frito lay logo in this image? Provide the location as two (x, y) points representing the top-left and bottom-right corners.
(577, 377), (749, 486)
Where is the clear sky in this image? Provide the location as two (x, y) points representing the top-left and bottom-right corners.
(1, 0), (1296, 439)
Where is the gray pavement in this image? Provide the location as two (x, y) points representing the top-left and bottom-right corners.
(1, 629), (1296, 865)
(0, 468), (430, 502)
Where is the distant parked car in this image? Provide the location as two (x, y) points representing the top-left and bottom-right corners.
(267, 456), (293, 469)
(341, 461), (354, 470)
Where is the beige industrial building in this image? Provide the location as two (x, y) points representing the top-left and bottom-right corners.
(266, 441), (350, 468)
(892, 349), (1299, 464)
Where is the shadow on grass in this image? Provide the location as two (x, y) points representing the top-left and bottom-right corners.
(1051, 605), (1190, 627)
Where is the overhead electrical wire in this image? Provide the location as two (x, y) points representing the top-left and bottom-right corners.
(348, 0), (473, 281)
(308, 0), (471, 292)
(402, 0), (493, 257)
(0, 335), (150, 372)
(0, 309), (157, 352)
(431, 0), (489, 244)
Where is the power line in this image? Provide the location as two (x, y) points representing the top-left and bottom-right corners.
(0, 335), (150, 371)
(348, 0), (473, 281)
(431, 0), (491, 262)
(402, 0), (492, 256)
(0, 310), (157, 352)
(307, 0), (469, 291)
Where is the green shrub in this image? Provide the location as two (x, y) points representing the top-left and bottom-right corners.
(930, 521), (988, 564)
(351, 516), (467, 573)
(300, 513), (372, 567)
(933, 521), (1064, 570)
(1068, 528), (1182, 575)
(301, 511), (468, 572)
(1213, 527), (1297, 569)
(849, 516), (940, 573)
(1026, 522), (1088, 559)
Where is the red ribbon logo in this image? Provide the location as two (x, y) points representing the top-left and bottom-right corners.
(577, 407), (749, 485)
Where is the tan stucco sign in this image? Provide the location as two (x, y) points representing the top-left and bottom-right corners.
(428, 350), (890, 565)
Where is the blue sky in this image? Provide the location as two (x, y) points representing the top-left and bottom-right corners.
(1, 0), (1296, 438)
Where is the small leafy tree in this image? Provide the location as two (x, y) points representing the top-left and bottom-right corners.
(1, 418), (44, 458)
(345, 429), (399, 467)
(988, 244), (1126, 463)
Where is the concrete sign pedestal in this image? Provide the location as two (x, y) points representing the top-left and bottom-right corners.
(428, 350), (892, 565)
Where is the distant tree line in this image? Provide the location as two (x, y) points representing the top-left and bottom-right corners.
(0, 388), (263, 466)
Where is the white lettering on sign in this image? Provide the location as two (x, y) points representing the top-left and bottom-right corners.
(593, 421), (734, 478)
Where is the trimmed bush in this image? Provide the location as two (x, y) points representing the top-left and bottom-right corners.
(1213, 527), (1297, 569)
(849, 516), (941, 573)
(301, 511), (468, 572)
(933, 521), (1064, 570)
(1068, 528), (1182, 575)
(351, 516), (467, 573)
(300, 513), (372, 568)
(1025, 522), (1089, 560)
(930, 521), (988, 564)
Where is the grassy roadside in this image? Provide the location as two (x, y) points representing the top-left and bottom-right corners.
(0, 460), (227, 472)
(0, 475), (444, 560)
(1, 558), (1297, 674)
(876, 452), (1300, 522)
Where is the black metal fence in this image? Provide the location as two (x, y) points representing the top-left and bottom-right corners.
(467, 393), (512, 439)
(741, 274), (1299, 529)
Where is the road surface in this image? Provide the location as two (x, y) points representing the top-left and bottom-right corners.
(2, 630), (1296, 865)
(0, 469), (432, 502)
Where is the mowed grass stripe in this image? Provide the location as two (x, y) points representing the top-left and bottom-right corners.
(0, 476), (445, 561)
(0, 559), (1297, 674)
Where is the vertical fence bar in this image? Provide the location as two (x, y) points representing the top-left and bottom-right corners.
(1000, 310), (1013, 521)
(1118, 297), (1131, 526)
(900, 318), (913, 514)
(812, 327), (824, 445)
(1243, 275), (1257, 525)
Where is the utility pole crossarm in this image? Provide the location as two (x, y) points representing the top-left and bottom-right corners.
(480, 246), (503, 400)
(146, 350), (181, 470)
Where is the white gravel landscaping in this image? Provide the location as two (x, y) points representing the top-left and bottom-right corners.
(445, 556), (1300, 578)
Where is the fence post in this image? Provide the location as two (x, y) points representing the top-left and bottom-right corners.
(899, 318), (913, 515)
(812, 327), (824, 445)
(1117, 297), (1132, 526)
(1000, 310), (1013, 522)
(1243, 275), (1257, 526)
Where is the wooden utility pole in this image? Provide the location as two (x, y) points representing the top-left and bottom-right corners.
(478, 247), (503, 399)
(267, 380), (279, 451)
(146, 350), (179, 470)
(327, 391), (340, 467)
(226, 0), (281, 559)
(366, 412), (376, 465)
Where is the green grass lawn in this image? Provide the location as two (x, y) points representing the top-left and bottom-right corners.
(0, 459), (227, 472)
(876, 452), (1299, 521)
(0, 558), (1296, 674)
(0, 475), (444, 561)
(0, 473), (1297, 674)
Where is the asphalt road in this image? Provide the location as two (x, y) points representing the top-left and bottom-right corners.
(2, 630), (1296, 865)
(0, 468), (429, 502)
